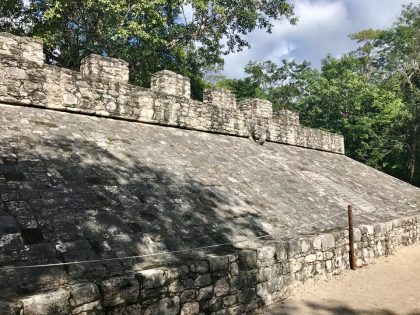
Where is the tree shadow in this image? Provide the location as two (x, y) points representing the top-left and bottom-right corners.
(0, 133), (270, 301)
(264, 300), (420, 315)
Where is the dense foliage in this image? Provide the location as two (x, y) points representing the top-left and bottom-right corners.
(217, 4), (419, 186)
(0, 0), (295, 99)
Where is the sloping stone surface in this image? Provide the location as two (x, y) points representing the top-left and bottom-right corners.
(0, 103), (419, 296)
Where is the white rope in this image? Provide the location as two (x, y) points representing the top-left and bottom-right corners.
(0, 210), (348, 271)
(1, 207), (418, 272)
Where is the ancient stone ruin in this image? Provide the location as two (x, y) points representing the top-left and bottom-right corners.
(0, 32), (419, 315)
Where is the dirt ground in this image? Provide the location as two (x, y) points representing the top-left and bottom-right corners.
(264, 243), (420, 315)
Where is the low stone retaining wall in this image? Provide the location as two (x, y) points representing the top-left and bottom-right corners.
(1, 214), (418, 315)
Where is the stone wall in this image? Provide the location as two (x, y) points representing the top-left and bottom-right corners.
(3, 32), (416, 315)
(1, 214), (418, 315)
(0, 32), (344, 154)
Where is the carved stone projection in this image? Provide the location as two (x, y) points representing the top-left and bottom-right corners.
(0, 32), (345, 154)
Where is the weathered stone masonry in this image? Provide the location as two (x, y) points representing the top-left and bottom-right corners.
(1, 215), (419, 315)
(0, 32), (344, 154)
(0, 32), (419, 315)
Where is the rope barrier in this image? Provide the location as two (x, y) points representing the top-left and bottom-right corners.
(0, 210), (350, 271)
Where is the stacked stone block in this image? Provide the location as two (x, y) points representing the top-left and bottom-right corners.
(151, 70), (191, 99)
(0, 32), (345, 154)
(238, 99), (273, 120)
(80, 54), (129, 83)
(203, 88), (237, 110)
(0, 215), (418, 315)
(0, 32), (44, 65)
(273, 110), (299, 125)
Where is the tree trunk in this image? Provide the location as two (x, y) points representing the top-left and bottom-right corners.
(408, 124), (418, 184)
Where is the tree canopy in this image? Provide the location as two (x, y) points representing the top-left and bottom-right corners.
(0, 0), (296, 98)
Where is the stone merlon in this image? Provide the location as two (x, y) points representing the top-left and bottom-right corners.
(0, 32), (345, 154)
(80, 54), (129, 83)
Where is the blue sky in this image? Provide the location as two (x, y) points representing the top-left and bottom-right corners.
(222, 0), (420, 78)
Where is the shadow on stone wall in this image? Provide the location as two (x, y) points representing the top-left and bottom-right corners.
(0, 134), (268, 306)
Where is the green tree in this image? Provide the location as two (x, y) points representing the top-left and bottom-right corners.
(213, 77), (264, 101)
(0, 0), (296, 99)
(351, 3), (420, 184)
(296, 55), (410, 180)
(244, 59), (311, 111)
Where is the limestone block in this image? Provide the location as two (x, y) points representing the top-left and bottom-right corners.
(354, 228), (362, 242)
(273, 110), (299, 125)
(0, 233), (24, 252)
(151, 70), (191, 99)
(196, 286), (213, 301)
(223, 295), (237, 306)
(20, 289), (70, 315)
(230, 262), (239, 276)
(312, 236), (322, 250)
(300, 239), (311, 253)
(257, 267), (272, 283)
(203, 88), (236, 110)
(214, 278), (230, 297)
(165, 268), (183, 282)
(0, 32), (44, 64)
(274, 243), (288, 261)
(180, 302), (200, 315)
(362, 225), (375, 235)
(324, 251), (334, 259)
(194, 274), (211, 288)
(63, 93), (79, 106)
(238, 98), (273, 119)
(257, 245), (276, 260)
(180, 290), (196, 302)
(237, 289), (254, 304)
(305, 254), (317, 263)
(72, 301), (102, 314)
(315, 261), (325, 276)
(227, 305), (246, 315)
(209, 255), (229, 272)
(168, 280), (184, 293)
(69, 283), (101, 307)
(238, 250), (257, 270)
(189, 260), (209, 273)
(290, 257), (304, 273)
(144, 296), (180, 315)
(80, 54), (129, 83)
(316, 251), (324, 261)
(287, 240), (301, 259)
(6, 200), (38, 231)
(320, 234), (335, 250)
(333, 256), (342, 269)
(138, 269), (166, 289)
(304, 264), (315, 278)
(101, 275), (139, 307)
(203, 297), (221, 313)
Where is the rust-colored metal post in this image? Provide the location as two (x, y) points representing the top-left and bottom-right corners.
(348, 205), (356, 270)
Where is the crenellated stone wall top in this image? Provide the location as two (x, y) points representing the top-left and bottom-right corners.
(0, 32), (345, 154)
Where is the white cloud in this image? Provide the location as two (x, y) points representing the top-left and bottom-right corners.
(222, 0), (420, 78)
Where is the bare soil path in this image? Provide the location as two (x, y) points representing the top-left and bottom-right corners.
(264, 243), (420, 315)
